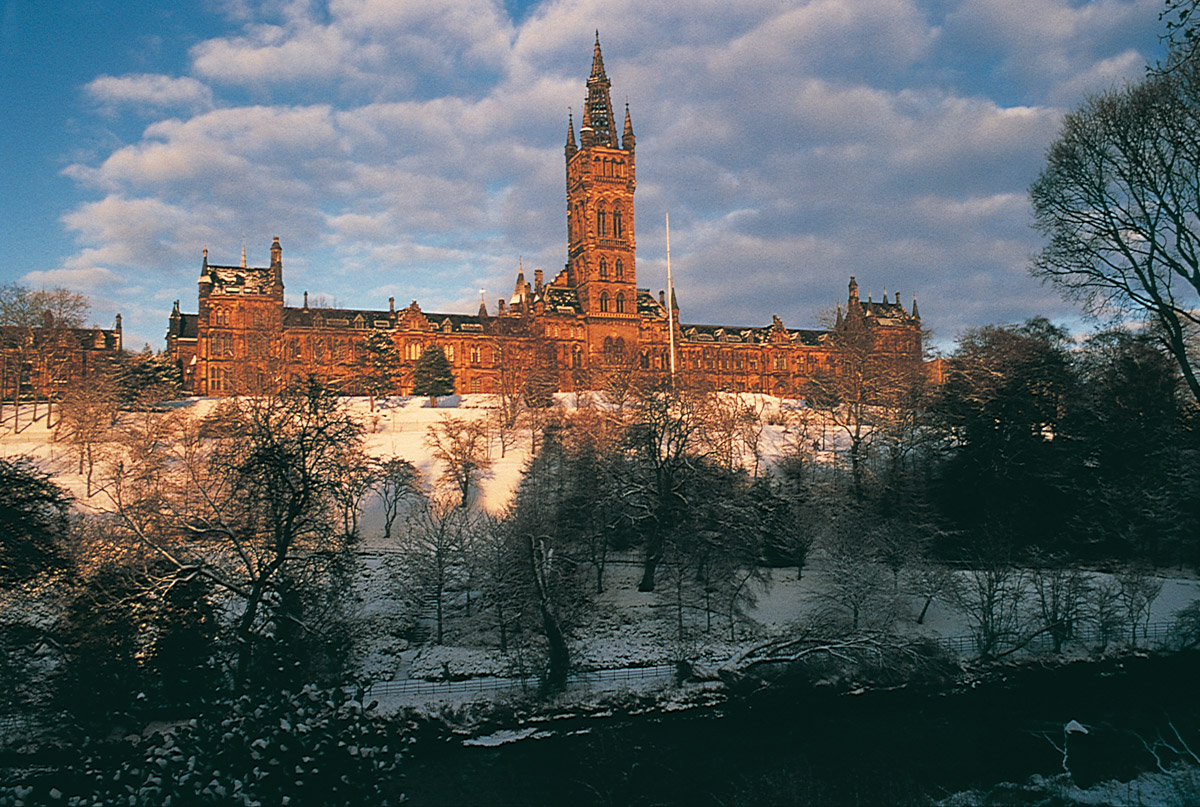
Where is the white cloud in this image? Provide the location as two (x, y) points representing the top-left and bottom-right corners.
(53, 0), (1167, 350)
(21, 266), (120, 291)
(85, 74), (214, 114)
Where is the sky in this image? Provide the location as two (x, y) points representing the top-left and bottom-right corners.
(0, 0), (1168, 352)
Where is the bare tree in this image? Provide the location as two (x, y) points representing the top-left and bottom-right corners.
(905, 557), (953, 625)
(95, 381), (365, 684)
(475, 512), (524, 653)
(1029, 559), (1091, 653)
(0, 284), (91, 430)
(1030, 48), (1200, 402)
(330, 453), (376, 540)
(371, 457), (419, 540)
(951, 558), (1029, 659)
(1115, 567), (1164, 645)
(623, 380), (714, 592)
(425, 416), (492, 507)
(1088, 578), (1127, 651)
(54, 374), (119, 495)
(818, 531), (895, 633)
(404, 494), (470, 645)
(698, 394), (765, 474)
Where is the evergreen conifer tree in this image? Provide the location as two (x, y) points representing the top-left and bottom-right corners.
(412, 345), (454, 407)
(362, 331), (402, 410)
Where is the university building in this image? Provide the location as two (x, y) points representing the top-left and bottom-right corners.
(1, 316), (123, 405)
(166, 36), (923, 398)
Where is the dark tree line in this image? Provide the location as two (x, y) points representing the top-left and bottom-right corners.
(931, 320), (1199, 564)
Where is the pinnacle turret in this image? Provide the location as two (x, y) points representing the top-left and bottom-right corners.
(623, 101), (635, 151)
(565, 108), (577, 157)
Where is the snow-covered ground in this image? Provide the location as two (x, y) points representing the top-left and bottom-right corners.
(5, 395), (1199, 707)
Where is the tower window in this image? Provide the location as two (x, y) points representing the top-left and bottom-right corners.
(613, 207), (623, 239)
(615, 293), (625, 313)
(615, 259), (624, 279)
(599, 258), (608, 278)
(597, 206), (608, 237)
(600, 292), (609, 313)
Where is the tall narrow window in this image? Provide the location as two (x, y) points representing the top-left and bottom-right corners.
(600, 292), (609, 312)
(599, 258), (608, 278)
(613, 207), (623, 239)
(615, 293), (625, 313)
(615, 259), (624, 279)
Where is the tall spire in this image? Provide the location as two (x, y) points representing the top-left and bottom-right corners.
(582, 31), (615, 148)
(591, 30), (605, 78)
(622, 100), (635, 151)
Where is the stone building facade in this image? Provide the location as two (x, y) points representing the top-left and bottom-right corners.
(166, 36), (923, 398)
(1, 316), (123, 404)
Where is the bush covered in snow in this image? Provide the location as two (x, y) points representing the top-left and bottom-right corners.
(0, 686), (407, 806)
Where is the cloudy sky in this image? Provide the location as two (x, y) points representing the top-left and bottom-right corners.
(0, 0), (1167, 351)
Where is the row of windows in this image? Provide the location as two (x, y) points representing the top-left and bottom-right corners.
(570, 200), (629, 242)
(598, 258), (625, 279)
(209, 309), (266, 328)
(682, 352), (829, 373)
(598, 292), (626, 313)
(596, 157), (627, 178)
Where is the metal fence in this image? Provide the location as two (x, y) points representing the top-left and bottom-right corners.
(933, 620), (1178, 659)
(366, 663), (676, 700)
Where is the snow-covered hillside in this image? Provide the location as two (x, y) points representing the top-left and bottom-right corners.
(4, 394), (1198, 700)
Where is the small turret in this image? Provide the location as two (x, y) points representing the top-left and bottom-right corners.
(848, 276), (859, 302)
(270, 236), (283, 287)
(565, 109), (577, 158)
(911, 296), (920, 319)
(623, 101), (635, 151)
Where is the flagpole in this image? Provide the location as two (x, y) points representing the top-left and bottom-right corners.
(666, 213), (676, 383)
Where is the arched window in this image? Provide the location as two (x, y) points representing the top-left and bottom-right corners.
(572, 345), (582, 368)
(640, 351), (650, 369)
(599, 292), (609, 313)
(613, 207), (623, 239)
(599, 258), (608, 278)
(597, 206), (607, 237)
(615, 259), (624, 279)
(615, 293), (625, 313)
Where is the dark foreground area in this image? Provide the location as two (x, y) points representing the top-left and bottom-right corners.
(397, 653), (1200, 806)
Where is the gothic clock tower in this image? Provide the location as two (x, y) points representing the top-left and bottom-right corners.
(565, 33), (637, 325)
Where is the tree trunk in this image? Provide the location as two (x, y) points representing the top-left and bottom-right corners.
(638, 532), (664, 592)
(917, 595), (933, 624)
(435, 588), (444, 645)
(527, 535), (569, 688)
